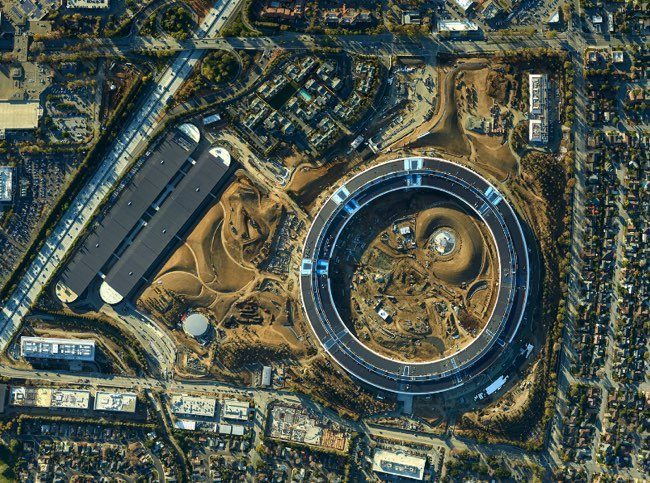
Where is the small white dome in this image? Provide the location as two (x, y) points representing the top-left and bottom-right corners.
(432, 229), (457, 256)
(183, 313), (209, 337)
(178, 123), (201, 144)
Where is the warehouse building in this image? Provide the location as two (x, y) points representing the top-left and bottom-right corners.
(21, 337), (95, 361)
(10, 386), (90, 409)
(0, 166), (13, 203)
(261, 366), (272, 386)
(0, 384), (6, 414)
(94, 391), (137, 413)
(437, 19), (479, 36)
(67, 0), (109, 8)
(170, 395), (216, 418)
(453, 0), (475, 12)
(0, 101), (41, 137)
(528, 74), (549, 144)
(222, 399), (250, 421)
(175, 419), (197, 431)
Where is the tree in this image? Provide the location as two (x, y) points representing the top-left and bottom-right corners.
(201, 51), (239, 84)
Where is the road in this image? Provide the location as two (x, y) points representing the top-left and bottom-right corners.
(48, 25), (643, 60)
(0, 359), (538, 459)
(48, 31), (575, 58)
(0, 0), (243, 351)
(102, 302), (177, 378)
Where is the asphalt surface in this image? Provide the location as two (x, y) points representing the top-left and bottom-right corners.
(300, 158), (530, 394)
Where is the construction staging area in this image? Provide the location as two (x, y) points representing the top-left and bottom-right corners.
(55, 123), (232, 305)
(328, 181), (499, 363)
(300, 158), (530, 394)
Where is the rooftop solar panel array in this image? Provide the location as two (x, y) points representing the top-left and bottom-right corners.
(58, 129), (199, 299)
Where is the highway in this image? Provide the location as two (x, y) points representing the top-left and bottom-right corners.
(102, 302), (178, 378)
(0, 0), (243, 352)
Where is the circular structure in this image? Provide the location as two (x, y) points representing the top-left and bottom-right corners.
(209, 146), (232, 167)
(300, 157), (530, 394)
(431, 228), (457, 256)
(183, 313), (209, 338)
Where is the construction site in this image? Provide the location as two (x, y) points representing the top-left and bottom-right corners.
(328, 188), (498, 362)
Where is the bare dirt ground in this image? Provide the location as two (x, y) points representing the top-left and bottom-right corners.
(139, 171), (307, 373)
(395, 61), (486, 157)
(395, 60), (522, 182)
(457, 68), (520, 181)
(329, 190), (498, 362)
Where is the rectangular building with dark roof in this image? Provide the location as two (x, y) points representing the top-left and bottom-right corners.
(56, 126), (201, 303)
(99, 146), (231, 302)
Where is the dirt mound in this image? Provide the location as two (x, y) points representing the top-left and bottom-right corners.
(221, 174), (283, 266)
(416, 205), (485, 285)
(329, 190), (498, 363)
(286, 158), (355, 210)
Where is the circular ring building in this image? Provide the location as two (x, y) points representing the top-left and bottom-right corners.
(299, 157), (530, 394)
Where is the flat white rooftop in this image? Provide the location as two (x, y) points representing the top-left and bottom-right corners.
(372, 449), (426, 480)
(485, 375), (508, 395)
(453, 0), (474, 11)
(0, 167), (13, 202)
(222, 399), (250, 421)
(10, 386), (90, 409)
(21, 336), (95, 361)
(94, 391), (137, 413)
(66, 0), (109, 8)
(170, 395), (216, 417)
(175, 419), (197, 431)
(0, 101), (41, 131)
(438, 19), (479, 31)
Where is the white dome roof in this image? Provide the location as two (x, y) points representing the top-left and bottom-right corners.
(178, 123), (201, 144)
(432, 229), (457, 256)
(183, 313), (209, 337)
(99, 281), (124, 305)
(209, 146), (231, 167)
